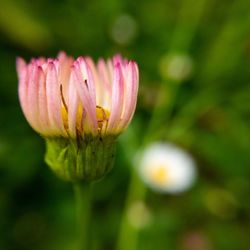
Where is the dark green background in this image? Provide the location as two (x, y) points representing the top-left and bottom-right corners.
(0, 0), (250, 249)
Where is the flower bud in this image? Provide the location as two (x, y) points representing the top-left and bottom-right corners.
(16, 52), (139, 182)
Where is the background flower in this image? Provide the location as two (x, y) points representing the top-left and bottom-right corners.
(137, 143), (196, 193)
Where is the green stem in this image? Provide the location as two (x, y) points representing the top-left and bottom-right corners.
(73, 182), (92, 250)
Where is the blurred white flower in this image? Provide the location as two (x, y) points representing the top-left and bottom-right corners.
(159, 54), (193, 82)
(137, 143), (197, 194)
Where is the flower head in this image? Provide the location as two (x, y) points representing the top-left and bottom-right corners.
(17, 52), (139, 138)
(16, 52), (139, 181)
(137, 143), (196, 194)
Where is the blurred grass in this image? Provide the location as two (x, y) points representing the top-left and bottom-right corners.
(0, 0), (250, 250)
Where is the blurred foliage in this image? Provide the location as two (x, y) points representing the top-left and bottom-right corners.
(0, 0), (250, 249)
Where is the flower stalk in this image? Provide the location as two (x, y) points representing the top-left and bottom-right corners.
(74, 182), (92, 250)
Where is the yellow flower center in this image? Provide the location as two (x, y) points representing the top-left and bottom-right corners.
(61, 105), (110, 135)
(61, 106), (68, 130)
(150, 165), (169, 185)
(96, 105), (110, 133)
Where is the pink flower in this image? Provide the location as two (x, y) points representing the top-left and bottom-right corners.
(16, 52), (139, 138)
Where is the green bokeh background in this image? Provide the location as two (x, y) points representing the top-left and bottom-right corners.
(0, 0), (250, 249)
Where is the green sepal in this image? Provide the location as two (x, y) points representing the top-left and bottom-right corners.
(44, 135), (117, 182)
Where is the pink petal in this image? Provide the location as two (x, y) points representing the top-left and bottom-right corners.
(78, 58), (96, 107)
(112, 54), (123, 65)
(118, 61), (139, 131)
(58, 52), (74, 105)
(107, 63), (125, 131)
(16, 57), (27, 80)
(72, 64), (98, 134)
(107, 59), (114, 82)
(46, 62), (65, 135)
(37, 67), (49, 134)
(85, 57), (104, 106)
(68, 72), (79, 137)
(26, 64), (41, 132)
(97, 59), (112, 94)
(17, 59), (30, 123)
